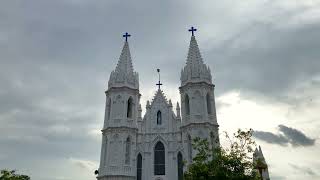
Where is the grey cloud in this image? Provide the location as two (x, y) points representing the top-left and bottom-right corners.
(207, 21), (320, 97)
(1, 0), (320, 180)
(279, 125), (316, 146)
(254, 125), (316, 147)
(253, 131), (289, 146)
(289, 163), (317, 176)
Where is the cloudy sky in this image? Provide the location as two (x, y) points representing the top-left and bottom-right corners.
(1, 0), (320, 179)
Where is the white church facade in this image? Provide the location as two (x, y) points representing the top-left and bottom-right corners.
(97, 28), (269, 180)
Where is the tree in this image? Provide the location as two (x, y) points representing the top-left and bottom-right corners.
(184, 129), (260, 180)
(0, 170), (30, 180)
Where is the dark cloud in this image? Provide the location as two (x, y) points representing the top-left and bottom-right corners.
(254, 125), (316, 147)
(0, 0), (320, 180)
(279, 125), (316, 146)
(289, 163), (317, 176)
(253, 131), (289, 146)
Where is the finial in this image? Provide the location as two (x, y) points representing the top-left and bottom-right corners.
(156, 69), (163, 89)
(188, 26), (197, 36)
(123, 32), (131, 42)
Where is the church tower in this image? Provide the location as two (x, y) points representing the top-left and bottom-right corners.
(98, 33), (140, 180)
(253, 146), (270, 180)
(180, 27), (220, 163)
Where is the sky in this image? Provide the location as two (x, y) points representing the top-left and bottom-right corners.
(0, 0), (320, 179)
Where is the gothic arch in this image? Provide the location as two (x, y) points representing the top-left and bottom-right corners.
(125, 136), (131, 164)
(127, 97), (133, 118)
(187, 134), (192, 162)
(185, 94), (190, 115)
(111, 134), (120, 164)
(193, 90), (202, 115)
(210, 131), (215, 148)
(151, 136), (168, 148)
(154, 141), (165, 175)
(157, 110), (162, 125)
(107, 98), (111, 120)
(104, 136), (108, 166)
(137, 153), (142, 180)
(113, 95), (122, 118)
(177, 152), (183, 180)
(206, 93), (212, 114)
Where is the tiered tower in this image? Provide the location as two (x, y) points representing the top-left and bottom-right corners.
(179, 27), (220, 163)
(98, 33), (140, 180)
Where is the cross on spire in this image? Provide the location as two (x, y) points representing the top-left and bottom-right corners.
(123, 32), (131, 42)
(188, 26), (197, 36)
(156, 69), (163, 89)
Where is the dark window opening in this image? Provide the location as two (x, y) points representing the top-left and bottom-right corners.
(154, 142), (165, 175)
(127, 97), (133, 118)
(206, 93), (212, 114)
(185, 94), (190, 115)
(188, 135), (192, 162)
(157, 111), (162, 125)
(125, 137), (131, 164)
(178, 152), (183, 180)
(137, 153), (142, 180)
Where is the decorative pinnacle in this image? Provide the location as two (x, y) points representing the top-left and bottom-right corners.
(123, 32), (131, 42)
(188, 26), (197, 36)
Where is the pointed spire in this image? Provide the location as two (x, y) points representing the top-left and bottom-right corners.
(186, 36), (204, 67)
(181, 29), (212, 86)
(108, 39), (139, 90)
(115, 41), (134, 75)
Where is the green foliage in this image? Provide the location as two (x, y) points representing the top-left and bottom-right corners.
(184, 129), (260, 180)
(0, 170), (30, 180)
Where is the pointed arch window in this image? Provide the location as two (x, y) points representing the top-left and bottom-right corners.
(210, 132), (215, 148)
(125, 137), (131, 164)
(154, 141), (165, 175)
(137, 153), (142, 180)
(177, 152), (183, 180)
(157, 111), (162, 125)
(104, 136), (108, 166)
(206, 93), (212, 114)
(185, 94), (190, 115)
(107, 98), (111, 120)
(188, 135), (192, 162)
(127, 97), (133, 118)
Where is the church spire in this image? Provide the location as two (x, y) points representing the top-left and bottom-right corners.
(108, 33), (139, 90)
(181, 27), (212, 86)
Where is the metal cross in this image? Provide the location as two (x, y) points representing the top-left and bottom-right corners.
(188, 26), (197, 36)
(123, 32), (131, 41)
(156, 69), (163, 89)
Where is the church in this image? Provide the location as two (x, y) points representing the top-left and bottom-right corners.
(97, 27), (269, 180)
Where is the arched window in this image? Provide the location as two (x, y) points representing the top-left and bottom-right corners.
(194, 91), (202, 114)
(125, 137), (131, 164)
(137, 153), (142, 180)
(154, 141), (165, 175)
(104, 136), (108, 166)
(188, 135), (192, 162)
(210, 132), (215, 148)
(157, 111), (162, 125)
(107, 98), (111, 120)
(206, 93), (212, 114)
(185, 94), (190, 115)
(127, 97), (133, 118)
(177, 152), (183, 180)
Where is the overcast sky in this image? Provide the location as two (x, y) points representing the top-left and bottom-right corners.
(0, 0), (320, 180)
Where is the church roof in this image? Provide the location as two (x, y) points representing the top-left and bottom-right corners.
(108, 41), (139, 89)
(150, 89), (169, 107)
(180, 35), (212, 86)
